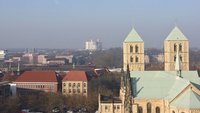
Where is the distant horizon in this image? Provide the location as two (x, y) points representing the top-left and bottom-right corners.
(1, 46), (200, 51)
(0, 0), (200, 49)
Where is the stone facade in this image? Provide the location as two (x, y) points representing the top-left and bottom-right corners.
(123, 28), (144, 71)
(164, 40), (189, 71)
(164, 27), (189, 71)
(62, 81), (87, 96)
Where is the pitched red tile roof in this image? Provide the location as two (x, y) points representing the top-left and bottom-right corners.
(62, 71), (87, 81)
(15, 71), (57, 82)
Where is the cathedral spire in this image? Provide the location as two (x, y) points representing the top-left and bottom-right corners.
(175, 49), (182, 77)
(124, 64), (132, 113)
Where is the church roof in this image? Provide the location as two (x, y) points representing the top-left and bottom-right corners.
(171, 89), (200, 109)
(165, 26), (188, 41)
(131, 71), (200, 101)
(124, 27), (143, 42)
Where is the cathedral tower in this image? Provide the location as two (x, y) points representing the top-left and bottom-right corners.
(123, 27), (144, 71)
(164, 26), (189, 71)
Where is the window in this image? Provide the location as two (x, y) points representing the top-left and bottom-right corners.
(174, 56), (176, 62)
(174, 44), (177, 52)
(117, 105), (120, 109)
(84, 89), (86, 93)
(63, 89), (66, 93)
(77, 83), (80, 87)
(147, 102), (151, 113)
(63, 83), (66, 86)
(130, 46), (133, 53)
(68, 89), (71, 93)
(130, 57), (133, 62)
(135, 56), (139, 63)
(172, 111), (175, 113)
(156, 107), (160, 113)
(68, 83), (71, 87)
(73, 83), (76, 87)
(83, 83), (86, 87)
(138, 106), (143, 113)
(105, 106), (108, 112)
(77, 89), (80, 93)
(180, 55), (182, 61)
(73, 89), (76, 93)
(179, 44), (182, 52)
(135, 45), (139, 53)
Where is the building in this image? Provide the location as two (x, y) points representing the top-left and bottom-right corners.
(156, 54), (164, 63)
(22, 53), (34, 64)
(164, 26), (189, 71)
(14, 71), (58, 93)
(85, 39), (102, 51)
(56, 55), (73, 64)
(0, 81), (11, 103)
(0, 50), (6, 60)
(98, 26), (200, 113)
(38, 55), (48, 64)
(123, 28), (145, 71)
(47, 58), (68, 65)
(62, 71), (88, 96)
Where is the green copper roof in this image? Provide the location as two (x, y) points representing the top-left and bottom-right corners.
(171, 89), (200, 109)
(130, 71), (200, 101)
(165, 26), (188, 41)
(124, 27), (143, 42)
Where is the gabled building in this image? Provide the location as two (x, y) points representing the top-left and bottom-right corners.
(62, 71), (88, 96)
(14, 71), (58, 94)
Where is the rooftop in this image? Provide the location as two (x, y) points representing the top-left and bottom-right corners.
(62, 70), (87, 81)
(165, 26), (188, 41)
(130, 71), (200, 101)
(15, 71), (57, 82)
(124, 27), (143, 42)
(171, 89), (200, 109)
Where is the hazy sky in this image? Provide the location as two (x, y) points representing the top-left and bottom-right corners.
(0, 0), (200, 49)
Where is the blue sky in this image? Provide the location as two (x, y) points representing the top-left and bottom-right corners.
(0, 0), (200, 49)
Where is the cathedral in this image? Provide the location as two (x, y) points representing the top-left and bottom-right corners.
(98, 26), (200, 113)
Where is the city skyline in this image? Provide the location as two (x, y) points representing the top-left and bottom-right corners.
(0, 0), (200, 49)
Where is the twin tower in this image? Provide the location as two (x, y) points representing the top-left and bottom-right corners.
(123, 26), (189, 71)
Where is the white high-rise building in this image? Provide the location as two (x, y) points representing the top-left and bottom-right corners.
(0, 50), (6, 60)
(85, 39), (102, 51)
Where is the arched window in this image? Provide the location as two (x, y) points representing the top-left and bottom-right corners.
(130, 46), (133, 53)
(156, 107), (160, 113)
(179, 44), (182, 52)
(180, 55), (182, 61)
(138, 106), (143, 113)
(130, 57), (133, 62)
(135, 45), (139, 53)
(174, 44), (177, 52)
(135, 56), (139, 63)
(147, 102), (151, 113)
(174, 55), (176, 62)
(172, 111), (175, 113)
